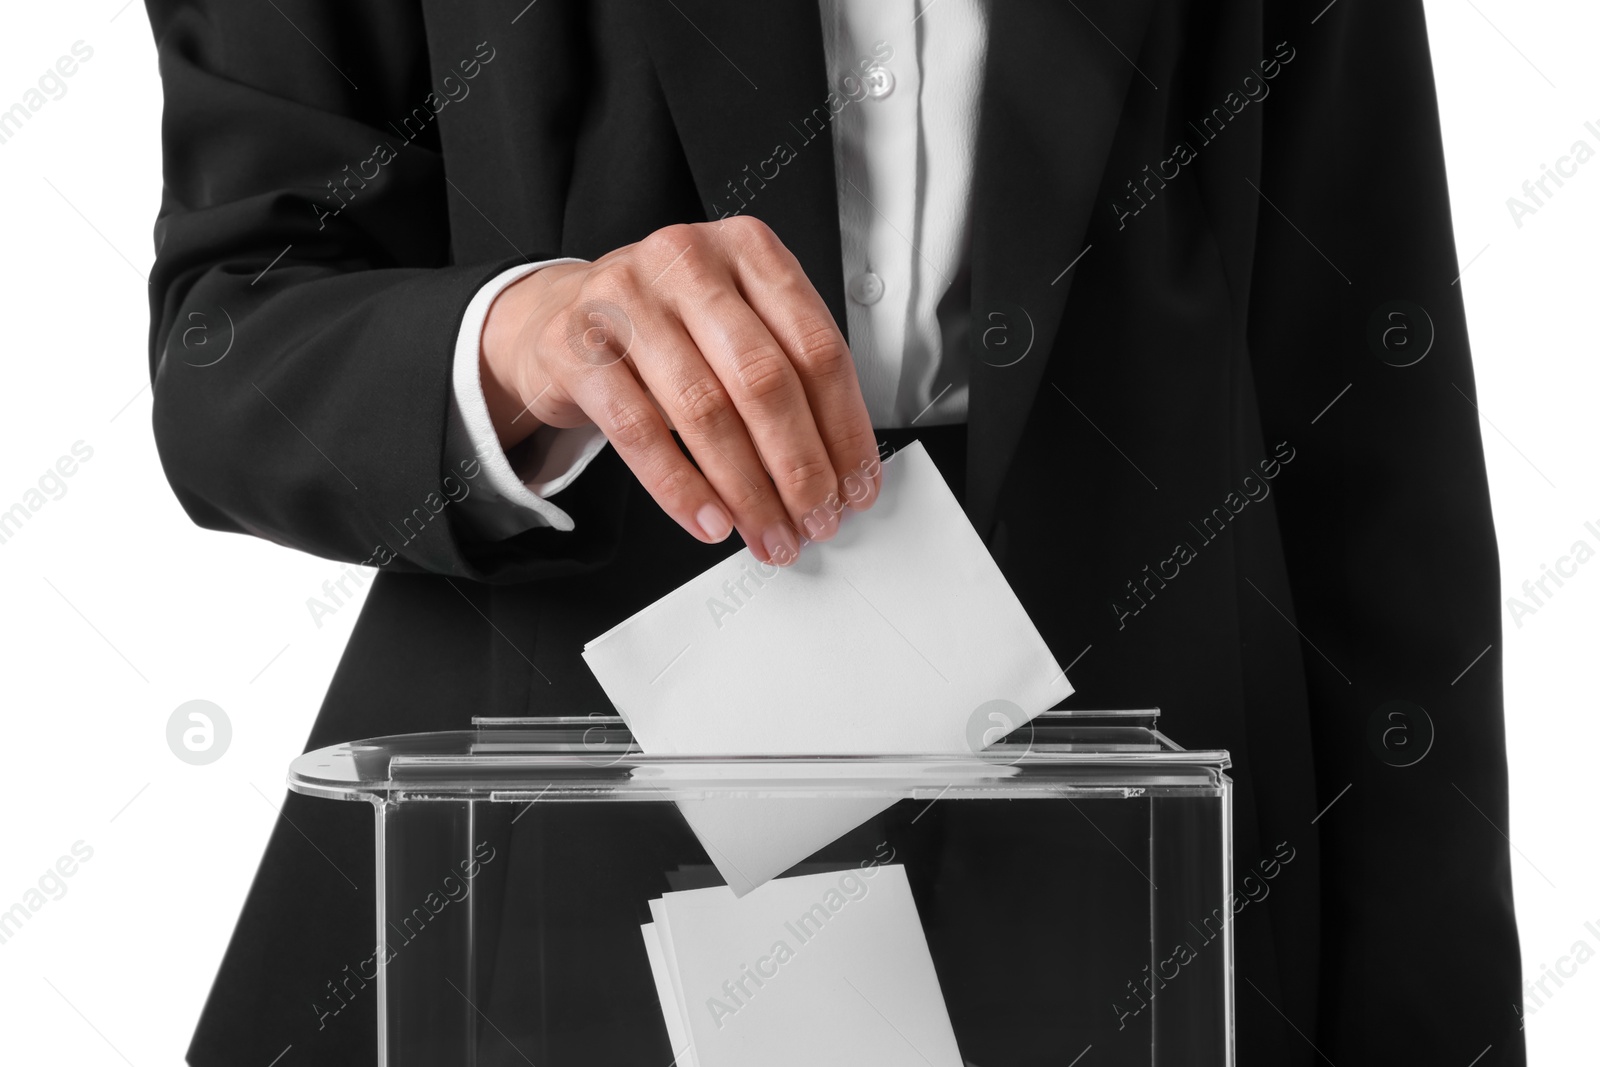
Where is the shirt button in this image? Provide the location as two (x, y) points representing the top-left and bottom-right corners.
(862, 66), (895, 99)
(848, 272), (885, 305)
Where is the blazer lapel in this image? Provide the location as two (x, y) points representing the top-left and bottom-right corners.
(966, 0), (1159, 533)
(640, 0), (848, 330)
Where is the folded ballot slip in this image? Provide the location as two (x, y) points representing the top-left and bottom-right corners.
(583, 440), (1071, 892)
(640, 865), (964, 1067)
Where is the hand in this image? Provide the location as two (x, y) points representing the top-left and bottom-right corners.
(479, 217), (881, 565)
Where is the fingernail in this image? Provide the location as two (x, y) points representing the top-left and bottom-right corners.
(841, 473), (869, 510)
(845, 458), (882, 509)
(802, 506), (838, 542)
(762, 522), (799, 566)
(695, 502), (732, 542)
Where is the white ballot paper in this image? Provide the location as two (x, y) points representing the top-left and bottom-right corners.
(583, 440), (1072, 893)
(640, 865), (964, 1067)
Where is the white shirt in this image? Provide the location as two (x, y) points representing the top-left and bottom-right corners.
(448, 0), (989, 537)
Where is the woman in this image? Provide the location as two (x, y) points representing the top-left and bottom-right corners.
(143, 0), (1522, 1062)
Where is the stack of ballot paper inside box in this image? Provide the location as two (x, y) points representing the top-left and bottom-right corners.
(582, 440), (1071, 1063)
(641, 866), (964, 1067)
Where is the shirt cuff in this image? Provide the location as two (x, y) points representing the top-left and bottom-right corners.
(447, 260), (612, 540)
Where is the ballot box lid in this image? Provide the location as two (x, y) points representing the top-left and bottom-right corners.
(286, 709), (1229, 804)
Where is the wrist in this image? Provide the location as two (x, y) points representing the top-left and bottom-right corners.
(480, 263), (581, 450)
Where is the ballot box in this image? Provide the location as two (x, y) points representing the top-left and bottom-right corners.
(287, 709), (1233, 1067)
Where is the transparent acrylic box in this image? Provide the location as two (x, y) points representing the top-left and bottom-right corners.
(288, 709), (1233, 1066)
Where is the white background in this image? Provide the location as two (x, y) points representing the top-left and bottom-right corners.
(0, 1), (1593, 1062)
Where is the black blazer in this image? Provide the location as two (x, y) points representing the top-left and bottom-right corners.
(144, 1), (1522, 1064)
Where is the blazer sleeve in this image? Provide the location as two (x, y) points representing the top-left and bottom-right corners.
(1250, 3), (1504, 712)
(1246, 0), (1519, 1033)
(143, 0), (616, 581)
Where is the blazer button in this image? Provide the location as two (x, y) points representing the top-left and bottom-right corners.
(848, 272), (885, 305)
